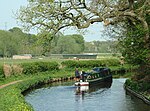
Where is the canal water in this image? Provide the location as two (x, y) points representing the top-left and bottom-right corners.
(25, 79), (150, 111)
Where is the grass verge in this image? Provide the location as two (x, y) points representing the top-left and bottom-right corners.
(0, 69), (74, 111)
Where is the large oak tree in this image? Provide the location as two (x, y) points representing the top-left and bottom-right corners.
(17, 0), (150, 62)
(17, 0), (149, 37)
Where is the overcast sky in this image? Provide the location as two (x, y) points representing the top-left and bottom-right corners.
(0, 0), (109, 42)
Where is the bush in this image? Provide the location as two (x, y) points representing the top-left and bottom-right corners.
(3, 64), (12, 77)
(21, 61), (59, 75)
(12, 65), (23, 75)
(61, 59), (120, 68)
(0, 65), (4, 78)
(125, 79), (142, 92)
(21, 63), (39, 74)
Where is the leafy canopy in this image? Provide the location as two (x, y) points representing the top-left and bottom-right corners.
(17, 0), (149, 34)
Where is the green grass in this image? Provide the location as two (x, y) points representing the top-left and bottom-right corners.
(0, 54), (121, 65)
(0, 69), (74, 86)
(0, 58), (65, 65)
(0, 69), (74, 111)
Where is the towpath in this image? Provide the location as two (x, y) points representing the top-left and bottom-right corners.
(0, 80), (23, 89)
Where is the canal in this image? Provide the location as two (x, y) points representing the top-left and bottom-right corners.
(25, 79), (150, 111)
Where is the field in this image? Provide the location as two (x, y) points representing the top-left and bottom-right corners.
(0, 58), (64, 65)
(0, 53), (121, 65)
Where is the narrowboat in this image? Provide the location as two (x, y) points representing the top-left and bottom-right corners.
(75, 67), (112, 86)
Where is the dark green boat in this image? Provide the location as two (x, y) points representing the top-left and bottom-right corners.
(75, 67), (112, 86)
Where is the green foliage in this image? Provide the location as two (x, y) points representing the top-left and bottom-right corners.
(0, 28), (37, 57)
(61, 59), (120, 68)
(0, 65), (4, 78)
(125, 79), (150, 92)
(0, 30), (17, 57)
(125, 79), (140, 91)
(51, 34), (85, 54)
(35, 61), (59, 71)
(139, 82), (150, 92)
(120, 24), (149, 65)
(0, 27), (118, 56)
(21, 63), (39, 74)
(37, 31), (55, 55)
(70, 34), (85, 52)
(21, 61), (59, 74)
(0, 85), (33, 111)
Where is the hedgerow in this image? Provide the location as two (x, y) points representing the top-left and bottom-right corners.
(21, 61), (59, 75)
(61, 59), (120, 68)
(0, 65), (4, 78)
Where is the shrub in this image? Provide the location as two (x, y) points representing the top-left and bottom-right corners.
(61, 60), (78, 68)
(0, 65), (4, 78)
(21, 61), (59, 75)
(3, 64), (12, 77)
(12, 65), (23, 75)
(21, 62), (39, 74)
(61, 59), (120, 68)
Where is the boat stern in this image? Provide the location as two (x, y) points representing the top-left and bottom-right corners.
(75, 82), (89, 86)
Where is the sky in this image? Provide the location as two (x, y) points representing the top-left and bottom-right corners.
(0, 0), (27, 30)
(0, 0), (109, 42)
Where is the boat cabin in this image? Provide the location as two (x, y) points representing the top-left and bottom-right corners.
(75, 67), (112, 86)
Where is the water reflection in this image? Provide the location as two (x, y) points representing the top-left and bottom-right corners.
(74, 81), (112, 103)
(75, 81), (112, 95)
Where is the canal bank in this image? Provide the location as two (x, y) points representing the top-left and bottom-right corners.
(0, 70), (75, 111)
(124, 84), (150, 105)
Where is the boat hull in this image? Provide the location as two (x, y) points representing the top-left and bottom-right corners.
(88, 74), (112, 86)
(75, 82), (89, 86)
(75, 74), (112, 86)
